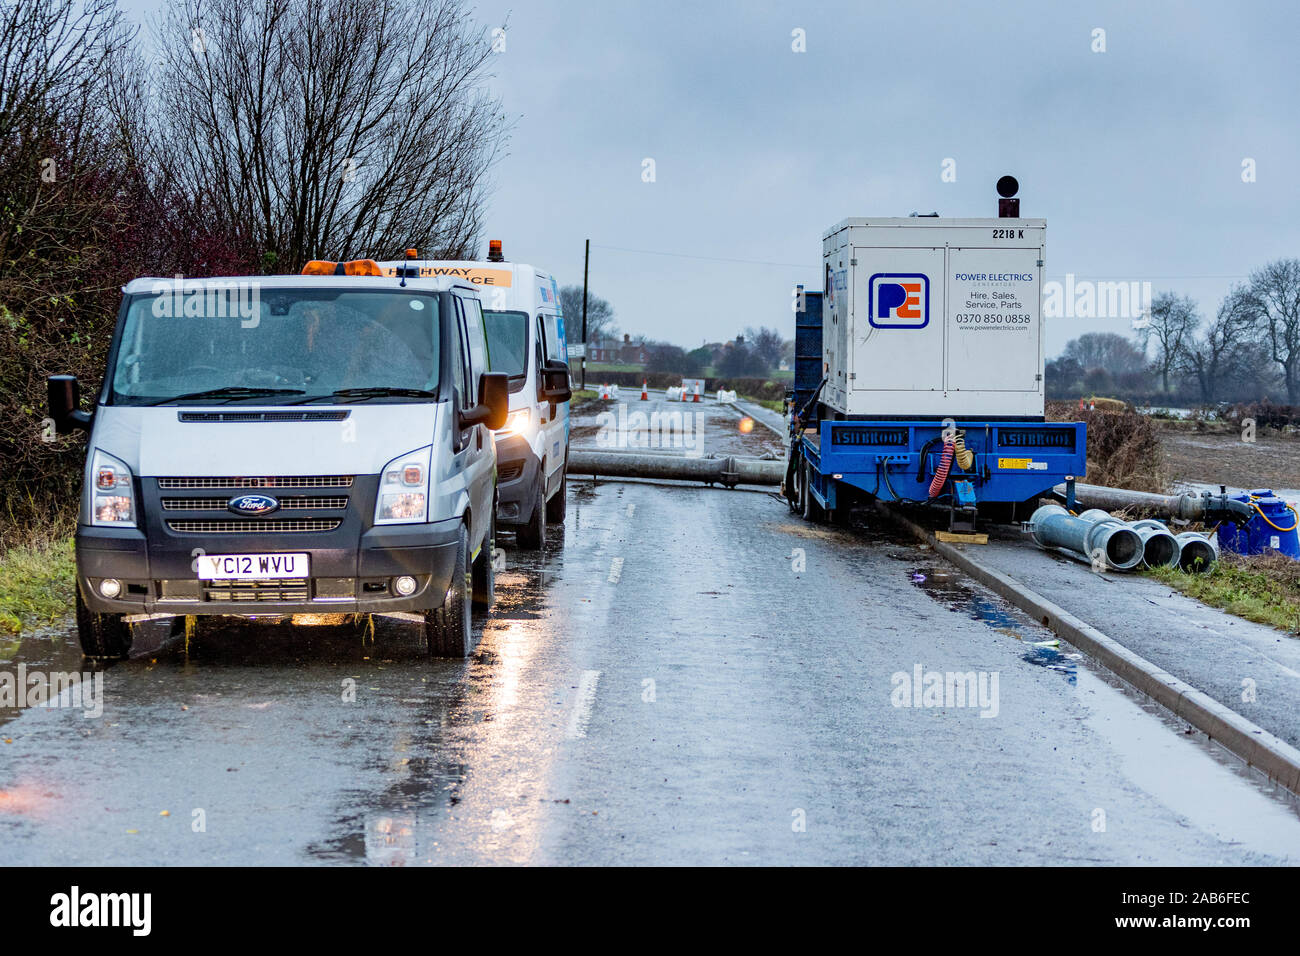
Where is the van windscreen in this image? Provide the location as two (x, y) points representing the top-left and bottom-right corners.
(484, 310), (528, 378)
(108, 287), (440, 405)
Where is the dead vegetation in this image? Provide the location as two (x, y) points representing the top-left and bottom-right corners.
(1046, 400), (1168, 493)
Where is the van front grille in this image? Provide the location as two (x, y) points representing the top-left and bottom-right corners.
(178, 411), (349, 423)
(161, 496), (349, 511)
(204, 579), (311, 602)
(167, 519), (342, 533)
(158, 476), (354, 489)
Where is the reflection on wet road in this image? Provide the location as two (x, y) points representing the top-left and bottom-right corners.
(3, 478), (1300, 864)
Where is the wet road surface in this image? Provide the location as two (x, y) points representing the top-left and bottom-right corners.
(569, 391), (785, 458)
(3, 480), (1300, 865)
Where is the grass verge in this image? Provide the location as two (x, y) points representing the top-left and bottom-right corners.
(0, 537), (76, 634)
(1151, 552), (1300, 635)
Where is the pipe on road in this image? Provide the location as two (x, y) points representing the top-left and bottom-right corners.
(1175, 531), (1219, 573)
(1130, 519), (1181, 570)
(1028, 503), (1144, 571)
(1053, 481), (1254, 522)
(567, 449), (784, 487)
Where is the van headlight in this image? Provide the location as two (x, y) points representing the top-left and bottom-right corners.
(375, 446), (432, 524)
(89, 449), (136, 526)
(496, 407), (531, 438)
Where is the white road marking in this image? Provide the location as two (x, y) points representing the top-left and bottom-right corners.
(566, 670), (601, 740)
(626, 503), (636, 517)
(607, 556), (624, 583)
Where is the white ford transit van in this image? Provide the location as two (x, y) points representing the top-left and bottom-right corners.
(47, 259), (508, 659)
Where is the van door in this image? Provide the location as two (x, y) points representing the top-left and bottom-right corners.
(536, 313), (565, 492)
(453, 295), (494, 556)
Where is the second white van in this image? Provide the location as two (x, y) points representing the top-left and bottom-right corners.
(381, 243), (572, 549)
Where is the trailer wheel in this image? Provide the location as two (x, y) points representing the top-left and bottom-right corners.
(425, 524), (475, 657)
(75, 586), (133, 660)
(800, 461), (825, 523)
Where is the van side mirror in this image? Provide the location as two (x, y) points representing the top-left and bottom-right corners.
(47, 375), (92, 433)
(460, 372), (509, 431)
(541, 360), (572, 406)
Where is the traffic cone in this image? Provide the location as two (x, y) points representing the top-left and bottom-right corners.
(640, 381), (649, 401)
(693, 383), (701, 403)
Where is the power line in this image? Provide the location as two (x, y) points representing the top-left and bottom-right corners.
(590, 243), (812, 270)
(590, 244), (1248, 281)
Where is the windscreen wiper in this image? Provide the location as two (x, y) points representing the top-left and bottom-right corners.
(289, 386), (438, 404)
(147, 386), (306, 406)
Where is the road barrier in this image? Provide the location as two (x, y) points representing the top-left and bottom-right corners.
(717, 389), (737, 404)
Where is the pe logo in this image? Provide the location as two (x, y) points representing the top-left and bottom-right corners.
(869, 273), (929, 329)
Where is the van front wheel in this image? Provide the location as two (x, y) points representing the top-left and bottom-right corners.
(75, 586), (133, 659)
(471, 511), (495, 613)
(425, 524), (475, 657)
(515, 472), (546, 550)
(545, 461), (567, 523)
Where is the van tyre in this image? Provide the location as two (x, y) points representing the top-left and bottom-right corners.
(801, 461), (825, 523)
(545, 461), (567, 523)
(425, 524), (474, 657)
(472, 511), (495, 613)
(516, 472), (546, 550)
(75, 586), (133, 659)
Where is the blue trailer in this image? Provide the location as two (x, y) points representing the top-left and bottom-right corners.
(786, 208), (1087, 526)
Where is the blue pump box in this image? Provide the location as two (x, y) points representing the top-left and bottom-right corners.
(1215, 489), (1300, 558)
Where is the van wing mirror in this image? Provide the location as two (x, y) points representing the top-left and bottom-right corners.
(461, 372), (509, 431)
(47, 375), (92, 433)
(541, 360), (572, 405)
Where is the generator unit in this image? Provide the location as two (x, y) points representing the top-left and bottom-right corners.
(787, 178), (1087, 524)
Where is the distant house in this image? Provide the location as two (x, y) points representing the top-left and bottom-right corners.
(589, 333), (646, 366)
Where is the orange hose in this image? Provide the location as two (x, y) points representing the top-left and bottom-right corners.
(929, 441), (954, 497)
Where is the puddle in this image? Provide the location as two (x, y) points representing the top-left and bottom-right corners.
(1021, 642), (1080, 685)
(908, 567), (1022, 630)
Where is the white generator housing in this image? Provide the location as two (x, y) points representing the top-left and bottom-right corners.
(821, 217), (1045, 419)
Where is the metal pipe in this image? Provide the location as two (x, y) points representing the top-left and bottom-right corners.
(1175, 532), (1219, 573)
(1028, 504), (1144, 571)
(1052, 482), (1254, 522)
(1054, 483), (1206, 519)
(1132, 524), (1180, 569)
(567, 449), (784, 486)
(1077, 509), (1178, 570)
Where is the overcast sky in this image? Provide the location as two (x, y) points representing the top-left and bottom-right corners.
(121, 0), (1300, 356)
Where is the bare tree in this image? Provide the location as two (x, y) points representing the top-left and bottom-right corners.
(1062, 332), (1146, 376)
(153, 0), (508, 271)
(1179, 287), (1258, 404)
(744, 325), (786, 369)
(559, 285), (616, 344)
(1244, 258), (1300, 403)
(0, 0), (132, 297)
(1138, 292), (1197, 394)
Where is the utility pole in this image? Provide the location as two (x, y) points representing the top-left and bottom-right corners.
(581, 238), (589, 390)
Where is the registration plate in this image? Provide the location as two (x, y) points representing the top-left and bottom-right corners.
(196, 553), (310, 580)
